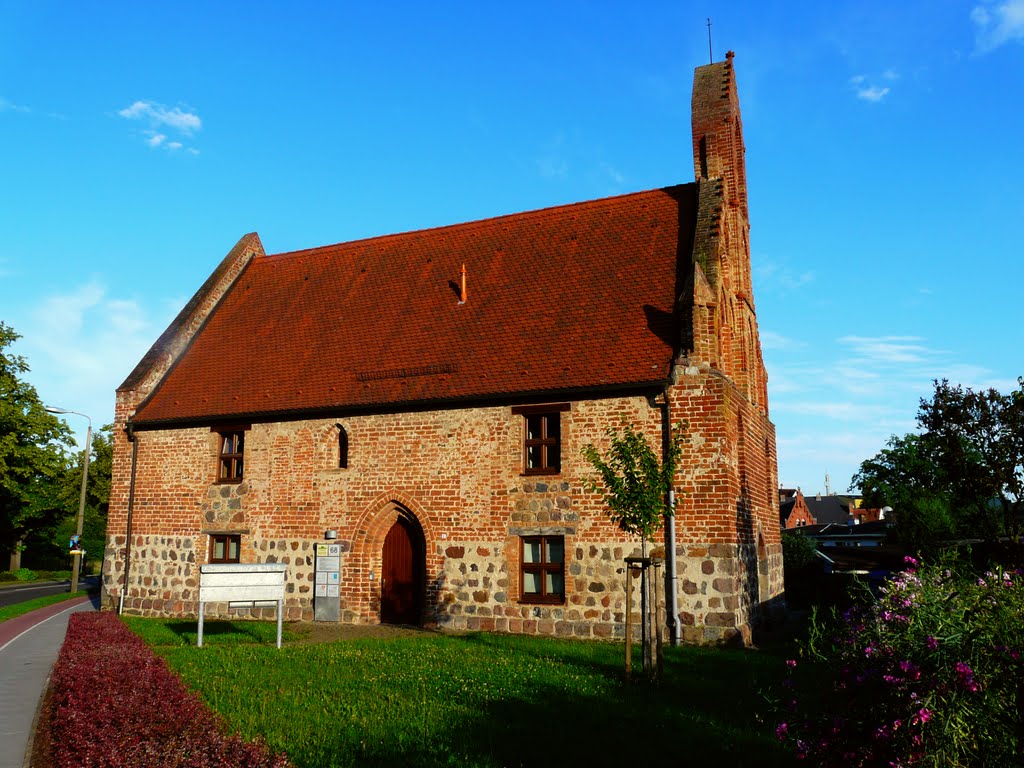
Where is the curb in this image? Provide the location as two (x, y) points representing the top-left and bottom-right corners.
(24, 665), (54, 768)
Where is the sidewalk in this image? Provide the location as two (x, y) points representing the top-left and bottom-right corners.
(0, 593), (99, 768)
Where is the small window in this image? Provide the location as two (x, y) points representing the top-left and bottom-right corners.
(512, 404), (569, 475)
(217, 431), (245, 482)
(337, 424), (349, 469)
(209, 533), (241, 564)
(520, 535), (565, 604)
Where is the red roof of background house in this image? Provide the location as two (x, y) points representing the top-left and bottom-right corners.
(131, 184), (698, 425)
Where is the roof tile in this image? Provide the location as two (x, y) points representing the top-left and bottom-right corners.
(133, 184), (698, 424)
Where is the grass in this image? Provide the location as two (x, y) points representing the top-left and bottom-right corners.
(127, 617), (796, 768)
(0, 590), (91, 623)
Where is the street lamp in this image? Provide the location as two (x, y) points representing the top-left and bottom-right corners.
(45, 406), (92, 594)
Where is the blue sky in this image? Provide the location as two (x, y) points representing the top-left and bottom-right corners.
(2, 1), (1022, 496)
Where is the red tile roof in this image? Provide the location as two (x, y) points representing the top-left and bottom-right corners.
(132, 184), (698, 425)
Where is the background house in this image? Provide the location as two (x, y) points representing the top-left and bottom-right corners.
(103, 53), (781, 645)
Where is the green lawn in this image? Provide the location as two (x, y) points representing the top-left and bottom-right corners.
(127, 617), (796, 768)
(0, 590), (90, 623)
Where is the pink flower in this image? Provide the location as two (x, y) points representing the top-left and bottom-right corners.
(955, 661), (981, 692)
(925, 635), (938, 651)
(786, 659), (798, 669)
(912, 707), (932, 725)
(775, 722), (789, 741)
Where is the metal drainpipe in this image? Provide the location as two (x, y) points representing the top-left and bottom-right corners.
(661, 389), (681, 646)
(119, 422), (139, 615)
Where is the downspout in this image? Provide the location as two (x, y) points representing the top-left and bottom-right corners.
(660, 388), (681, 646)
(119, 420), (139, 615)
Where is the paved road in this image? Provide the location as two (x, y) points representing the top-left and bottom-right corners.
(0, 582), (72, 609)
(0, 576), (100, 609)
(0, 594), (99, 768)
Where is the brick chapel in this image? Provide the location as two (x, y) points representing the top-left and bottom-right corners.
(103, 53), (782, 645)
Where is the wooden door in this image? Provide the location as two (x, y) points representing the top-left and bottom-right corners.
(381, 517), (422, 625)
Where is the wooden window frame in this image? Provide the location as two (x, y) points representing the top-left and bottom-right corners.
(512, 404), (569, 476)
(519, 534), (565, 604)
(209, 533), (241, 564)
(213, 426), (249, 483)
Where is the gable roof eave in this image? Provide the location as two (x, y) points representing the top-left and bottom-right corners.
(127, 376), (675, 431)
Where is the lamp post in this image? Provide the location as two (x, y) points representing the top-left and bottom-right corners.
(45, 406), (91, 594)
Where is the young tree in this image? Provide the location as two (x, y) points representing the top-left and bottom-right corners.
(582, 424), (684, 554)
(0, 323), (74, 564)
(582, 423), (684, 675)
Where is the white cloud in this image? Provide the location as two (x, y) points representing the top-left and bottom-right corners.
(754, 258), (816, 291)
(857, 85), (891, 102)
(882, 69), (900, 80)
(838, 335), (944, 365)
(760, 330), (805, 351)
(537, 154), (568, 179)
(118, 99), (202, 153)
(774, 401), (894, 422)
(972, 0), (1024, 51)
(850, 74), (892, 102)
(600, 162), (626, 186)
(765, 325), (1020, 491)
(0, 96), (31, 113)
(118, 100), (201, 133)
(14, 280), (177, 447)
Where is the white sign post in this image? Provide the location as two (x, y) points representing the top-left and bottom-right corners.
(197, 563), (288, 648)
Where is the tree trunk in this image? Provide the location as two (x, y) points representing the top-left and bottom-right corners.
(9, 539), (22, 571)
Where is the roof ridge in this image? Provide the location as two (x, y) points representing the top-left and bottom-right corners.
(263, 184), (688, 261)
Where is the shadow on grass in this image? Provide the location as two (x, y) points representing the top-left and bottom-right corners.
(277, 635), (795, 768)
(285, 668), (795, 768)
(125, 617), (291, 647)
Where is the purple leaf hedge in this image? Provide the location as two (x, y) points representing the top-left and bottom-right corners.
(48, 612), (289, 768)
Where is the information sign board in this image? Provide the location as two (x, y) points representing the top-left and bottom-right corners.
(314, 542), (342, 622)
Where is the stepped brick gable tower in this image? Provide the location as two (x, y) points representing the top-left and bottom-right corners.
(104, 53), (781, 645)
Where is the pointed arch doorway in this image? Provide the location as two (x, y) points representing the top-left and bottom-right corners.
(381, 512), (425, 626)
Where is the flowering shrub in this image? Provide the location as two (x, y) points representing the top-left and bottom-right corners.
(777, 556), (1024, 767)
(49, 612), (289, 767)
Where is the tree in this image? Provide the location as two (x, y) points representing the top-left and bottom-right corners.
(917, 378), (1023, 539)
(0, 322), (74, 563)
(581, 424), (684, 552)
(56, 425), (113, 572)
(852, 378), (1024, 550)
(851, 433), (956, 551)
(582, 423), (684, 676)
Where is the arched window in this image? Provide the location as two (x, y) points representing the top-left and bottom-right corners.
(337, 424), (349, 469)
